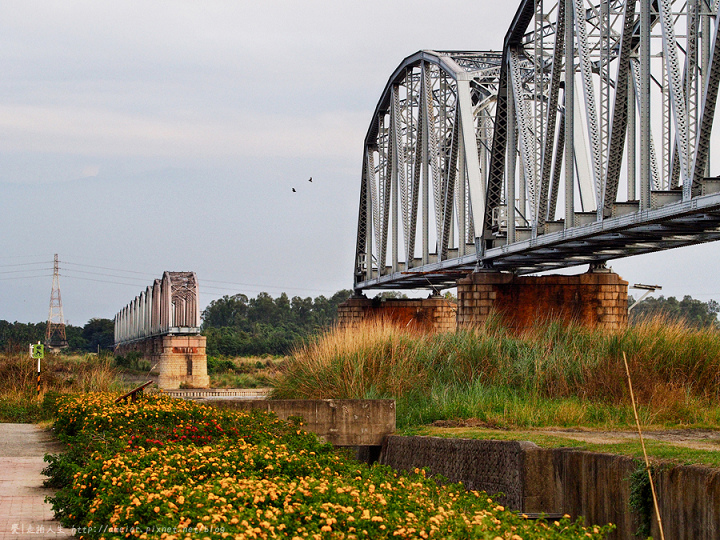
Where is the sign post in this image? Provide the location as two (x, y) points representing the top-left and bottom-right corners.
(30, 342), (44, 399)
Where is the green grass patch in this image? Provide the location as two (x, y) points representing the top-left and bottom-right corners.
(208, 355), (284, 388)
(0, 392), (44, 422)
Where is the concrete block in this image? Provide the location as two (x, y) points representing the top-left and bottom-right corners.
(208, 399), (395, 447)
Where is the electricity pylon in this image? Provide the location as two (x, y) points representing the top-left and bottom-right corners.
(45, 254), (68, 350)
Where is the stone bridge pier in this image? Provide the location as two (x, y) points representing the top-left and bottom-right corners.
(456, 269), (628, 331)
(340, 269), (628, 332)
(114, 271), (209, 389)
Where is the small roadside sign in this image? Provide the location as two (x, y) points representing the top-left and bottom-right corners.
(30, 343), (44, 359)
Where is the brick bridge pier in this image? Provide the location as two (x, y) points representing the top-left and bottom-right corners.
(340, 269), (628, 332)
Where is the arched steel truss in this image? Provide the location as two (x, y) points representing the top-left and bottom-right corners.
(114, 271), (201, 345)
(355, 0), (720, 291)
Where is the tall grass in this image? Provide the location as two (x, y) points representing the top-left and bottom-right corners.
(273, 316), (720, 428)
(0, 352), (124, 422)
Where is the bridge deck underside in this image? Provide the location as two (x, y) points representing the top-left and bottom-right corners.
(357, 193), (720, 290)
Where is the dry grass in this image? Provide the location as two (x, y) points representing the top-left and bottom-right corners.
(275, 320), (427, 399)
(0, 352), (125, 422)
(274, 316), (720, 428)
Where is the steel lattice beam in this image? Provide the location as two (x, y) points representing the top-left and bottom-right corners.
(354, 0), (720, 292)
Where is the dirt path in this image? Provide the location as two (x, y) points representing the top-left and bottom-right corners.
(540, 427), (720, 451)
(430, 419), (720, 452)
(0, 424), (72, 539)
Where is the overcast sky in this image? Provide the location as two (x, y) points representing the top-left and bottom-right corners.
(1, 0), (719, 326)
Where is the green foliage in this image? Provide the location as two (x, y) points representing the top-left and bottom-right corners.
(206, 355), (238, 373)
(201, 289), (352, 356)
(628, 462), (655, 538)
(81, 318), (115, 352)
(114, 351), (146, 371)
(43, 393), (613, 539)
(630, 294), (720, 328)
(0, 320), (46, 352)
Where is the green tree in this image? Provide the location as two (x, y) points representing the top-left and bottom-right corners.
(0, 321), (45, 352)
(201, 294), (249, 328)
(82, 318), (115, 352)
(201, 289), (353, 356)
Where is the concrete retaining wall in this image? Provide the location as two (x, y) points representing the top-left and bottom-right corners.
(380, 435), (720, 540)
(205, 399), (396, 447)
(380, 436), (533, 509)
(651, 463), (720, 540)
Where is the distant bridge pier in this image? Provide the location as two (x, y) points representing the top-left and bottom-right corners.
(114, 272), (209, 390)
(115, 335), (209, 390)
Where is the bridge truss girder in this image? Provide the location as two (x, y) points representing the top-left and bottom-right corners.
(114, 271), (201, 346)
(354, 0), (720, 292)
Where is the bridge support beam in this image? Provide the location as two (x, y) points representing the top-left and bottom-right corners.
(338, 297), (457, 332)
(115, 335), (209, 390)
(457, 270), (628, 332)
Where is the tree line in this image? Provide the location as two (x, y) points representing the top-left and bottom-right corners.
(0, 290), (353, 356)
(201, 290), (352, 356)
(628, 294), (719, 328)
(1, 291), (717, 355)
(0, 318), (114, 353)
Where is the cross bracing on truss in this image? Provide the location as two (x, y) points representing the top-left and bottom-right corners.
(354, 0), (720, 292)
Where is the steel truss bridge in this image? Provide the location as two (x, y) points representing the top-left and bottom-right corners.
(114, 272), (201, 346)
(354, 0), (720, 292)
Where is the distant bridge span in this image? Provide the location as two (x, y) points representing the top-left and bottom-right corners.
(354, 0), (720, 292)
(114, 271), (201, 345)
(114, 271), (208, 389)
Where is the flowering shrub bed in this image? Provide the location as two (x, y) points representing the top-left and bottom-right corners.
(44, 393), (613, 539)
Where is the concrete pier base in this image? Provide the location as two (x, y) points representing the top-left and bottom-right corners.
(115, 335), (209, 390)
(457, 270), (628, 331)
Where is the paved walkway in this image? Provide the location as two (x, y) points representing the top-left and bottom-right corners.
(0, 424), (73, 539)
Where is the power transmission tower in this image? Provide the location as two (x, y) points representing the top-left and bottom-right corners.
(45, 254), (68, 350)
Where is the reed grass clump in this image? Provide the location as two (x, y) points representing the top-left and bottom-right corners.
(274, 316), (720, 428)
